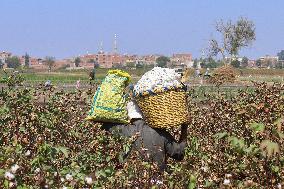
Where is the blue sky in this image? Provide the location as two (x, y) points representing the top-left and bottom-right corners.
(1, 0), (284, 59)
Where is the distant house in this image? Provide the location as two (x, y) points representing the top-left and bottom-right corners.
(259, 55), (279, 68)
(0, 51), (12, 67)
(248, 60), (256, 68)
(224, 56), (243, 63)
(137, 55), (160, 66)
(170, 53), (193, 68)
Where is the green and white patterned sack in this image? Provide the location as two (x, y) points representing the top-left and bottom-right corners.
(86, 70), (131, 123)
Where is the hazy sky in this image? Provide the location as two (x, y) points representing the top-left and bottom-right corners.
(1, 0), (284, 59)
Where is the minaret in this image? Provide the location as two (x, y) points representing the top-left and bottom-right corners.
(113, 34), (118, 54)
(99, 41), (104, 54)
(201, 49), (205, 59)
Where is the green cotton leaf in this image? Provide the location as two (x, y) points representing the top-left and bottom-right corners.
(16, 186), (30, 189)
(188, 183), (196, 189)
(123, 144), (130, 154)
(277, 131), (284, 139)
(205, 180), (214, 187)
(249, 122), (265, 133)
(274, 117), (283, 129)
(105, 166), (114, 175)
(19, 127), (26, 132)
(214, 132), (228, 139)
(118, 153), (124, 163)
(4, 180), (9, 188)
(105, 156), (110, 163)
(272, 128), (284, 139)
(213, 132), (228, 140)
(0, 105), (9, 115)
(31, 157), (40, 166)
(56, 146), (69, 158)
(271, 165), (280, 173)
(188, 175), (197, 189)
(75, 173), (86, 181)
(0, 169), (5, 177)
(96, 170), (106, 178)
(260, 140), (280, 158)
(228, 136), (245, 149)
(244, 144), (260, 155)
(189, 174), (197, 183)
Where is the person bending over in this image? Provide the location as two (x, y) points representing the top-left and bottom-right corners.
(101, 101), (188, 172)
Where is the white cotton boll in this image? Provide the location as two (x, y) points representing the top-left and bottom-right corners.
(34, 168), (40, 174)
(44, 184), (49, 188)
(223, 179), (230, 185)
(9, 181), (17, 188)
(85, 177), (93, 185)
(60, 177), (65, 182)
(156, 180), (163, 185)
(62, 186), (68, 189)
(150, 179), (163, 185)
(10, 164), (20, 174)
(25, 150), (31, 157)
(65, 174), (73, 181)
(201, 166), (208, 172)
(225, 174), (232, 178)
(4, 172), (15, 180)
(277, 183), (282, 189)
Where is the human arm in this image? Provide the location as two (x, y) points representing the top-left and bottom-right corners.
(157, 128), (187, 161)
(179, 124), (188, 143)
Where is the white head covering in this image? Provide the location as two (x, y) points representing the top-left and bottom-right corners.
(126, 100), (143, 120)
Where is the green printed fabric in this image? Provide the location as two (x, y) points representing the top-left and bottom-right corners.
(87, 71), (130, 123)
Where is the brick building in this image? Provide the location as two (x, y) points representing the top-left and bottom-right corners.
(137, 55), (160, 65)
(259, 55), (279, 68)
(248, 60), (256, 68)
(78, 52), (125, 68)
(170, 53), (193, 68)
(0, 51), (12, 67)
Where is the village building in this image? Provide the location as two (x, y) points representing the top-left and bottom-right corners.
(170, 53), (193, 68)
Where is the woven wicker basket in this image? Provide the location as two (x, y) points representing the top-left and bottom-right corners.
(136, 90), (189, 128)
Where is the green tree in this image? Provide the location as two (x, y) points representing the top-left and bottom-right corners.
(88, 58), (99, 68)
(231, 59), (241, 68)
(6, 56), (21, 68)
(200, 58), (206, 68)
(44, 56), (55, 72)
(88, 58), (95, 63)
(275, 61), (283, 69)
(205, 57), (219, 68)
(126, 61), (136, 69)
(94, 62), (99, 68)
(208, 17), (256, 65)
(277, 50), (284, 60)
(0, 59), (3, 69)
(156, 56), (170, 68)
(75, 57), (81, 67)
(136, 62), (144, 69)
(256, 59), (262, 67)
(24, 53), (30, 67)
(193, 59), (198, 68)
(241, 56), (249, 68)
